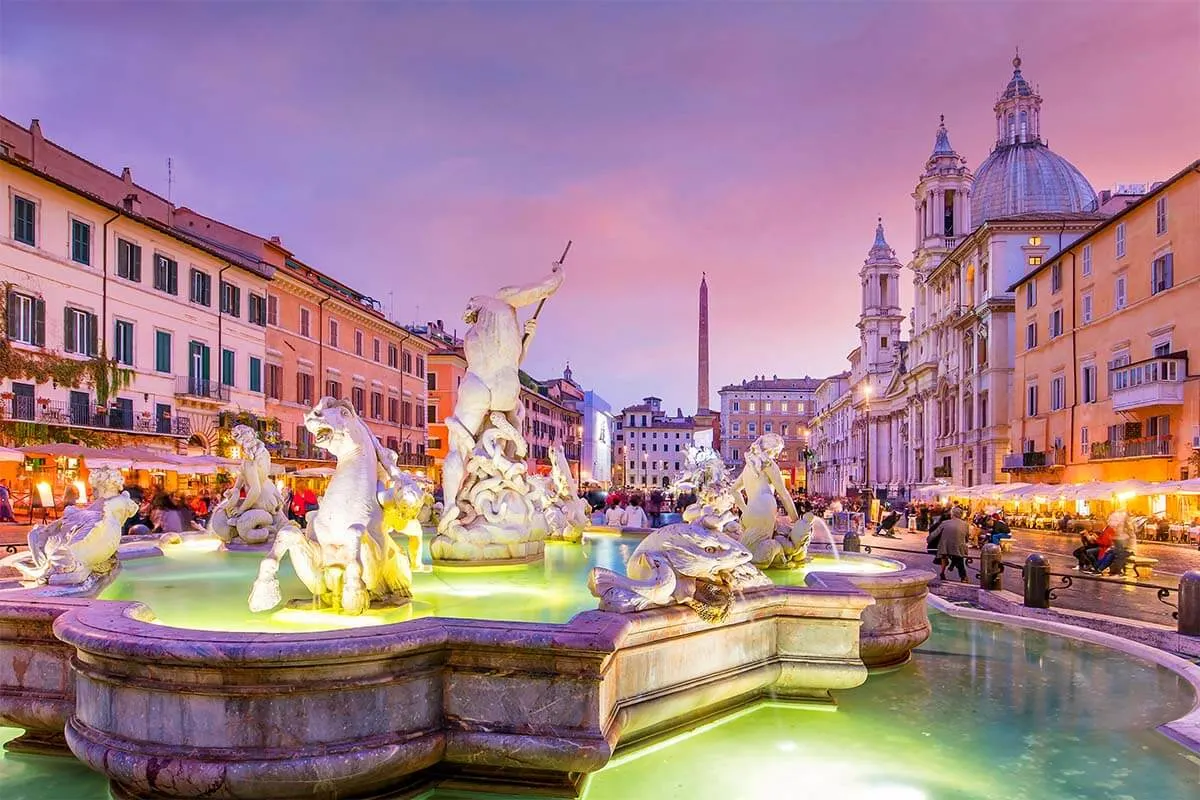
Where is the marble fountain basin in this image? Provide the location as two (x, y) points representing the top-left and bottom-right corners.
(0, 532), (932, 799)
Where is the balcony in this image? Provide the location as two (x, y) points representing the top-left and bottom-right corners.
(175, 376), (231, 403)
(1108, 354), (1187, 412)
(1001, 448), (1066, 473)
(1, 398), (191, 437)
(1089, 436), (1174, 461)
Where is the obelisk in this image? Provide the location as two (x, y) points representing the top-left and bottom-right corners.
(697, 273), (710, 412)
(694, 274), (715, 448)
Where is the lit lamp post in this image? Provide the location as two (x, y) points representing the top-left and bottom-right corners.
(801, 427), (811, 496)
(862, 385), (873, 500)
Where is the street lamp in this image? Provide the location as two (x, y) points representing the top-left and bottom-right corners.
(862, 385), (873, 499)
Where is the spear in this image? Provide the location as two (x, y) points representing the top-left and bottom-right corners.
(522, 240), (572, 347)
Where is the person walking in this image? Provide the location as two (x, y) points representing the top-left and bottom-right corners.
(0, 479), (15, 523)
(936, 507), (970, 582)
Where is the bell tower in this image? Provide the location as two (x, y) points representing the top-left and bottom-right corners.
(858, 219), (904, 376)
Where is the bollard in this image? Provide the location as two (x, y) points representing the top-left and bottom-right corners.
(980, 543), (1002, 591)
(1180, 570), (1200, 637)
(1023, 552), (1050, 609)
(843, 530), (861, 553)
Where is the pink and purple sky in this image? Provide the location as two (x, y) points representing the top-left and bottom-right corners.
(3, 1), (1198, 413)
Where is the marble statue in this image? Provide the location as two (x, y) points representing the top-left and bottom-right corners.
(731, 433), (809, 568)
(208, 425), (289, 545)
(1, 467), (136, 588)
(248, 398), (420, 615)
(677, 444), (740, 534)
(431, 262), (565, 561)
(543, 442), (589, 543)
(588, 523), (772, 623)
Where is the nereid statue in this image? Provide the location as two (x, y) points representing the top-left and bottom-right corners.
(732, 433), (810, 568)
(249, 398), (421, 615)
(431, 262), (565, 562)
(1, 467), (136, 589)
(208, 424), (288, 545)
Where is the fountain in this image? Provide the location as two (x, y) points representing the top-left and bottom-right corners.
(207, 425), (289, 547)
(0, 261), (935, 799)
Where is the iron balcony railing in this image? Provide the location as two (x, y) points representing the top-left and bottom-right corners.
(2, 398), (190, 436)
(1089, 435), (1174, 461)
(1002, 448), (1067, 471)
(175, 376), (231, 402)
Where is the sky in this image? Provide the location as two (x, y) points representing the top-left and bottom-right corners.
(2, 1), (1198, 414)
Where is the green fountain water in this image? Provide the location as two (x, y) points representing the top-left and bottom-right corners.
(97, 532), (898, 633)
(2, 612), (1194, 799)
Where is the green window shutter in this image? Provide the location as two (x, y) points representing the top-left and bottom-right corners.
(155, 331), (171, 373)
(64, 308), (76, 352)
(5, 292), (16, 339)
(88, 313), (99, 357)
(32, 298), (45, 346)
(249, 356), (262, 392)
(132, 244), (142, 282)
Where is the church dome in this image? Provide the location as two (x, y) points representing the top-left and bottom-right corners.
(972, 142), (1097, 222)
(971, 54), (1098, 224)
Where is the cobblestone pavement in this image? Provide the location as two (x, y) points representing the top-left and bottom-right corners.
(858, 526), (1197, 627)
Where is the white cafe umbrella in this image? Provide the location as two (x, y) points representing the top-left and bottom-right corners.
(0, 447), (25, 463)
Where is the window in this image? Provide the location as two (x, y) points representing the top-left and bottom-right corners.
(354, 330), (364, 357)
(189, 269), (211, 306)
(388, 397), (399, 423)
(427, 404), (437, 424)
(12, 195), (36, 245)
(70, 218), (91, 265)
(387, 343), (398, 368)
(1082, 292), (1093, 324)
(402, 349), (413, 374)
(1081, 364), (1097, 404)
(1028, 236), (1042, 246)
(351, 387), (366, 414)
(427, 372), (437, 391)
(221, 348), (236, 387)
(117, 239), (142, 282)
(1049, 308), (1063, 338)
(1025, 282), (1036, 308)
(1025, 321), (1037, 350)
(63, 307), (98, 355)
(1115, 274), (1127, 310)
(1026, 383), (1038, 417)
(296, 373), (314, 405)
(266, 294), (278, 326)
(219, 281), (240, 316)
(402, 401), (413, 426)
(1081, 244), (1092, 277)
(1050, 263), (1061, 293)
(1151, 254), (1174, 294)
(325, 380), (341, 399)
(5, 290), (44, 345)
(265, 363), (282, 399)
(1153, 340), (1172, 357)
(416, 355), (425, 378)
(371, 391), (383, 419)
(1156, 196), (1167, 235)
(248, 294), (267, 326)
(1115, 222), (1126, 257)
(300, 308), (311, 337)
(748, 422), (757, 434)
(416, 404), (425, 428)
(114, 320), (134, 366)
(732, 401), (740, 412)
(881, 336), (888, 348)
(154, 255), (179, 295)
(373, 338), (381, 363)
(764, 422), (773, 433)
(1050, 375), (1065, 411)
(328, 318), (339, 347)
(248, 356), (262, 392)
(1081, 426), (1089, 446)
(155, 331), (172, 373)
(1028, 256), (1042, 267)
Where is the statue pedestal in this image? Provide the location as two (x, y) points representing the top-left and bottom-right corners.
(429, 521), (545, 564)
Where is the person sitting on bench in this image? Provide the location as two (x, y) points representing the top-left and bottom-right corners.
(986, 512), (1012, 546)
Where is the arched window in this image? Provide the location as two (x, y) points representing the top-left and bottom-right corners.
(1019, 111), (1028, 139)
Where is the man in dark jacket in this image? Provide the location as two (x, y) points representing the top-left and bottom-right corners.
(936, 507), (970, 581)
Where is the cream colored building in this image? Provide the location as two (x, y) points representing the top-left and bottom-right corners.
(1, 117), (270, 451)
(1006, 161), (1200, 486)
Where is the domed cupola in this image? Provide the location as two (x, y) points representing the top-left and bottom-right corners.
(971, 52), (1098, 224)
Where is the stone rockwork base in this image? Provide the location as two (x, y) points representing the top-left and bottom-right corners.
(430, 520), (546, 562)
(20, 579), (874, 800)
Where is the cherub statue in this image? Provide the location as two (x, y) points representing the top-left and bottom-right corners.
(208, 425), (288, 545)
(1, 467), (136, 588)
